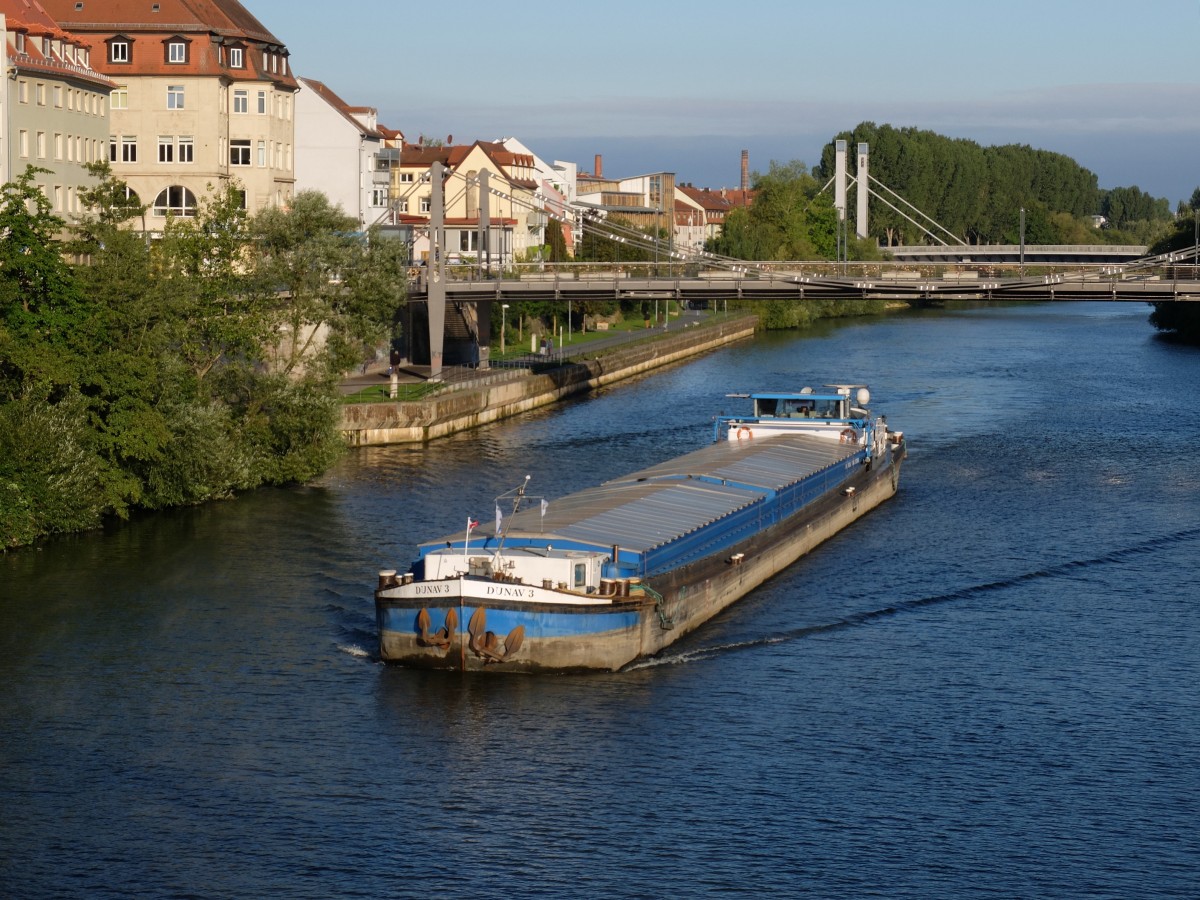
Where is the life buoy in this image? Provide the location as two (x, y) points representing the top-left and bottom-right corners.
(840, 427), (858, 444)
(736, 426), (752, 440)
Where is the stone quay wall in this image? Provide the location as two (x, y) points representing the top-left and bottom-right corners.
(340, 316), (759, 445)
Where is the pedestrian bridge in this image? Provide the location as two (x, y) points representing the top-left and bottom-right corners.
(410, 254), (1200, 306)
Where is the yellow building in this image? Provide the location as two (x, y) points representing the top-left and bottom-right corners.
(41, 0), (297, 222)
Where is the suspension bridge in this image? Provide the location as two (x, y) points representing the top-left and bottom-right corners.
(383, 157), (1199, 374)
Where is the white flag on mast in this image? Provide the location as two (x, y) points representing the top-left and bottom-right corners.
(495, 505), (503, 532)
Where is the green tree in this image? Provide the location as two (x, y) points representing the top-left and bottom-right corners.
(546, 218), (569, 262)
(711, 161), (835, 260)
(0, 166), (84, 396)
(254, 191), (408, 381)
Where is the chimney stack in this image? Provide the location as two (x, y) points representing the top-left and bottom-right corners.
(595, 154), (603, 178)
(740, 150), (749, 193)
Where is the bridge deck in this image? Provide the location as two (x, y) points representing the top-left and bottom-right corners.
(409, 271), (1200, 305)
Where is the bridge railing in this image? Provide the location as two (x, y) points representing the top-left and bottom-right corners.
(416, 256), (1199, 288)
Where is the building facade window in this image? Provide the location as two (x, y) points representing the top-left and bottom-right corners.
(121, 136), (137, 162)
(54, 134), (63, 160)
(167, 85), (185, 109)
(153, 186), (197, 218)
(230, 140), (251, 166)
(111, 86), (129, 109)
(158, 136), (174, 163)
(419, 197), (431, 214)
(257, 91), (267, 114)
(36, 132), (46, 159)
(36, 83), (46, 105)
(399, 172), (414, 183)
(178, 137), (194, 163)
(257, 140), (266, 167)
(233, 90), (247, 113)
(19, 130), (29, 158)
(53, 85), (63, 108)
(395, 199), (409, 213)
(167, 40), (187, 63)
(371, 188), (389, 207)
(229, 46), (243, 68)
(110, 39), (130, 63)
(18, 80), (28, 103)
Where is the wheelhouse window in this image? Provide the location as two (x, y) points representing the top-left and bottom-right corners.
(153, 186), (197, 218)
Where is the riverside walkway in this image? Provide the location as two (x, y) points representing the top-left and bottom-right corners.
(339, 311), (701, 398)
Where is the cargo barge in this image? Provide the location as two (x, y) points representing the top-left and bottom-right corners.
(375, 385), (906, 672)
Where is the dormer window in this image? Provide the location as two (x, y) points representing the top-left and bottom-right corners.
(166, 38), (189, 64)
(228, 45), (244, 68)
(108, 36), (131, 64)
(14, 32), (24, 53)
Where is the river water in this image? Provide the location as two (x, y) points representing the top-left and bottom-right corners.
(3, 302), (1199, 898)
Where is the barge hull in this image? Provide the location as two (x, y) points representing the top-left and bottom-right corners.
(376, 442), (904, 672)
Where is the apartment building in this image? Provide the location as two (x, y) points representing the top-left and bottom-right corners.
(385, 139), (544, 267)
(2, 5), (114, 215)
(41, 0), (298, 221)
(293, 77), (386, 227)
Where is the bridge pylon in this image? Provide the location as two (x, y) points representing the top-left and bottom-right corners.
(856, 143), (869, 239)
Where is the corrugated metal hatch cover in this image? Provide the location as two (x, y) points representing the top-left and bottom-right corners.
(487, 434), (857, 554)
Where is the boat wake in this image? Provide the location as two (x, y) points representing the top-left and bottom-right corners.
(338, 643), (374, 660)
(630, 524), (1200, 670)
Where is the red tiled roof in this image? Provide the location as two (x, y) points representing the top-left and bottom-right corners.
(39, 0), (281, 43)
(2, 0), (117, 89)
(678, 185), (734, 212)
(398, 141), (537, 190)
(38, 0), (297, 88)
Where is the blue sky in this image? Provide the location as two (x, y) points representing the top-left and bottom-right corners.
(249, 0), (1200, 203)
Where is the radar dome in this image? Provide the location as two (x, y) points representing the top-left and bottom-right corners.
(856, 388), (870, 406)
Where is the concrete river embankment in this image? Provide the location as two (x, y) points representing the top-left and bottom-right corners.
(339, 315), (758, 445)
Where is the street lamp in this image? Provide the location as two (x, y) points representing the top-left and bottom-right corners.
(501, 303), (509, 355)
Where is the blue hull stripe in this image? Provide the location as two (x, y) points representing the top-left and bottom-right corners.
(379, 605), (641, 639)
